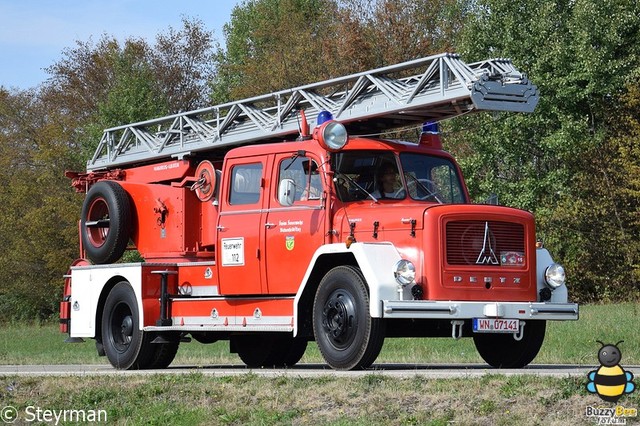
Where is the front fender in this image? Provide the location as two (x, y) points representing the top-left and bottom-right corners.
(536, 248), (569, 303)
(294, 242), (402, 324)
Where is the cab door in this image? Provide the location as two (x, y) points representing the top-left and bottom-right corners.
(217, 156), (270, 295)
(264, 153), (327, 294)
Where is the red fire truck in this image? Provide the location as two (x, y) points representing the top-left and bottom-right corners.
(60, 53), (578, 370)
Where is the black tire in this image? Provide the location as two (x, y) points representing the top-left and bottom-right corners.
(81, 181), (132, 264)
(232, 334), (277, 368)
(146, 339), (180, 369)
(265, 335), (308, 367)
(101, 282), (154, 369)
(313, 266), (385, 370)
(191, 332), (218, 344)
(473, 320), (546, 368)
(232, 334), (308, 368)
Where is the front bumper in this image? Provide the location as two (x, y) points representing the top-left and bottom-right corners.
(382, 300), (579, 321)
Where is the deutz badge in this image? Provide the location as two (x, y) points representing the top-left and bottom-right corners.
(286, 236), (295, 251)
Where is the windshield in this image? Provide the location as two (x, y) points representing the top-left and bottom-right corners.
(400, 152), (465, 203)
(332, 151), (466, 204)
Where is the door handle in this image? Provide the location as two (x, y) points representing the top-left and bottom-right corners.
(265, 222), (275, 229)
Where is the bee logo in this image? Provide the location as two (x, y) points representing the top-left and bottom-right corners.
(586, 340), (636, 402)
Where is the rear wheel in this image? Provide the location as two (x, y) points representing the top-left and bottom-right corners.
(232, 334), (307, 368)
(313, 266), (385, 370)
(146, 338), (180, 369)
(232, 334), (275, 368)
(265, 335), (308, 367)
(101, 282), (154, 369)
(473, 320), (546, 368)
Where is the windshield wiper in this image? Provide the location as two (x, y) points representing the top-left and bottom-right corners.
(404, 173), (443, 204)
(334, 171), (378, 203)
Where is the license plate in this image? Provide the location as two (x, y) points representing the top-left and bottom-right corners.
(472, 318), (520, 333)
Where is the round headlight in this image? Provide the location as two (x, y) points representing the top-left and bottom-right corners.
(394, 259), (416, 286)
(314, 120), (348, 151)
(544, 263), (565, 289)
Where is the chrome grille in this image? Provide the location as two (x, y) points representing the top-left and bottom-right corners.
(446, 220), (525, 266)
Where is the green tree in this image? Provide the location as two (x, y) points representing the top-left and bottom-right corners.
(450, 0), (640, 301)
(612, 78), (640, 288)
(212, 0), (466, 102)
(361, 0), (466, 66)
(559, 76), (640, 301)
(47, 18), (217, 156)
(152, 17), (218, 112)
(98, 40), (167, 124)
(212, 0), (341, 101)
(0, 88), (81, 320)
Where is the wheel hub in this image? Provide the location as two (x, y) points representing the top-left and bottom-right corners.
(110, 304), (134, 352)
(86, 197), (111, 248)
(121, 315), (133, 338)
(322, 291), (355, 346)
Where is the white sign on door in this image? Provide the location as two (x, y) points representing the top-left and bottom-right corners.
(221, 237), (245, 266)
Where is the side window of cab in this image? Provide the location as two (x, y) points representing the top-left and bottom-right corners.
(229, 162), (263, 205)
(278, 156), (322, 205)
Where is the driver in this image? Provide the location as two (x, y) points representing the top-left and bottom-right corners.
(372, 163), (405, 199)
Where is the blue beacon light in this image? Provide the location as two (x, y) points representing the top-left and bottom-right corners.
(422, 122), (439, 134)
(317, 110), (333, 125)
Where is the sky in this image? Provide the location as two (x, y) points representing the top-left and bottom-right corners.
(0, 0), (240, 90)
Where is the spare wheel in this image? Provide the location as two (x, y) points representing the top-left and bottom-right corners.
(81, 181), (132, 264)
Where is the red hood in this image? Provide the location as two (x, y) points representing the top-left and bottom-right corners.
(333, 202), (538, 302)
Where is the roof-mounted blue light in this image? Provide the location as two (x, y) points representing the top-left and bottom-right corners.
(317, 110), (333, 126)
(418, 121), (442, 149)
(422, 122), (439, 134)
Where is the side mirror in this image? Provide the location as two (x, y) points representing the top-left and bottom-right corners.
(278, 178), (296, 206)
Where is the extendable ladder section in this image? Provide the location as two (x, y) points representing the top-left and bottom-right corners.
(87, 52), (538, 171)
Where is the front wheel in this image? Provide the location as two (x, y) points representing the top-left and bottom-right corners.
(313, 266), (385, 370)
(473, 320), (546, 368)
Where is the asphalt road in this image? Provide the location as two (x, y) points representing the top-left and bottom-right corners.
(0, 364), (609, 378)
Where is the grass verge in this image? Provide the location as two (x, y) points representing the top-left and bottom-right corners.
(1, 373), (638, 425)
(1, 304), (638, 366)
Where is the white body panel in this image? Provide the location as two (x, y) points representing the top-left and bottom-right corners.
(69, 263), (147, 338)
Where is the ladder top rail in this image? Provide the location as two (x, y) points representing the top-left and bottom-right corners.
(87, 52), (538, 171)
(101, 53), (467, 133)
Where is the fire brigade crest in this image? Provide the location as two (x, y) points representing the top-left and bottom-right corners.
(285, 235), (295, 251)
